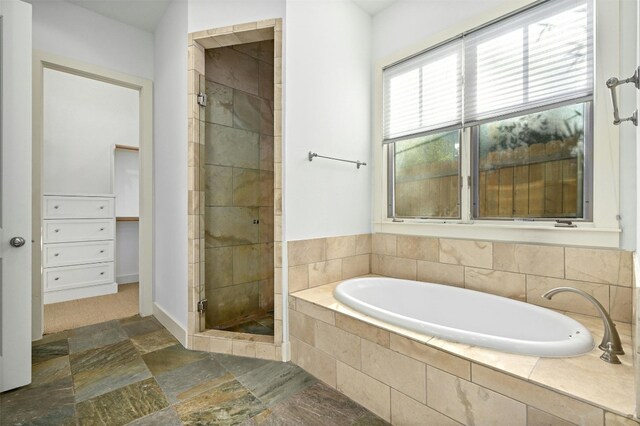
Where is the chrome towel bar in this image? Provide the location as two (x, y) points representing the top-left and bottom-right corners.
(606, 66), (639, 126)
(308, 152), (367, 169)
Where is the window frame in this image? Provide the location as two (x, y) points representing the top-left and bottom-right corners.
(373, 0), (622, 248)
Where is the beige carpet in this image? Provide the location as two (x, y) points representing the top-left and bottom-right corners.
(44, 283), (139, 334)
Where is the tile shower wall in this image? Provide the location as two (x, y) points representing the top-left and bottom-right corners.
(204, 40), (275, 329)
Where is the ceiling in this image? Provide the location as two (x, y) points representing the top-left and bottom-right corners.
(64, 0), (171, 33)
(27, 0), (394, 33)
(352, 0), (397, 16)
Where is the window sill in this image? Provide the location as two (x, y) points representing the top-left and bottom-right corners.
(373, 220), (621, 248)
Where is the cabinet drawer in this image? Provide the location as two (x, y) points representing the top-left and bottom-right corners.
(43, 219), (114, 243)
(44, 196), (114, 219)
(43, 241), (114, 268)
(44, 262), (114, 291)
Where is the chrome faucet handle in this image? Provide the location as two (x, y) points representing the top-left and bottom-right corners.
(600, 342), (621, 365)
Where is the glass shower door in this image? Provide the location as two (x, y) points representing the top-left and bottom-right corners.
(200, 43), (275, 335)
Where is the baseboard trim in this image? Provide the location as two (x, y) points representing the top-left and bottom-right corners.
(153, 303), (187, 347)
(44, 282), (117, 304)
(117, 274), (139, 285)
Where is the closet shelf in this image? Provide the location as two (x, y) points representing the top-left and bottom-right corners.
(116, 216), (139, 222)
(115, 144), (139, 152)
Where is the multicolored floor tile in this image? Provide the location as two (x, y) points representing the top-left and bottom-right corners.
(0, 315), (388, 426)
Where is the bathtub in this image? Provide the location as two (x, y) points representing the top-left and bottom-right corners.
(334, 277), (594, 357)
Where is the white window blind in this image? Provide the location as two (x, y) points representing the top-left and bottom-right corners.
(383, 38), (463, 141)
(382, 0), (593, 141)
(464, 0), (593, 124)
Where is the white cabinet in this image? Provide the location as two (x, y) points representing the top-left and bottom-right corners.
(43, 219), (115, 243)
(44, 263), (114, 291)
(43, 240), (114, 268)
(44, 196), (114, 219)
(43, 195), (116, 304)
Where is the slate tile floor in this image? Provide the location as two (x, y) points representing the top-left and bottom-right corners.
(1, 316), (388, 426)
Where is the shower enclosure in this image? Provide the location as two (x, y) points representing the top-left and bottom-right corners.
(201, 39), (275, 336)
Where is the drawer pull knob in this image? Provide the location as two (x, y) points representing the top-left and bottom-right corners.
(54, 277), (59, 281)
(99, 228), (105, 231)
(54, 253), (60, 257)
(100, 206), (105, 210)
(54, 229), (60, 233)
(100, 250), (105, 253)
(54, 205), (59, 209)
(100, 272), (105, 275)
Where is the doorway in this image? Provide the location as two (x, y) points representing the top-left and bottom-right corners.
(32, 52), (153, 339)
(186, 20), (285, 359)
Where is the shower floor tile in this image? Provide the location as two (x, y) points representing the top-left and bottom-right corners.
(218, 312), (275, 336)
(1, 315), (388, 426)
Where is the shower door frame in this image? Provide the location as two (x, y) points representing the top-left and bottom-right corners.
(187, 19), (285, 360)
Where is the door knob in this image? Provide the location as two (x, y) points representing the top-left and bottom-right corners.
(9, 237), (26, 248)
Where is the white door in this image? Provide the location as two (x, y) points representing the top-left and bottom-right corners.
(0, 0), (32, 392)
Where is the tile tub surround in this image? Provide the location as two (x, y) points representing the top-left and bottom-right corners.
(1, 316), (387, 425)
(289, 282), (638, 425)
(187, 20), (284, 357)
(370, 234), (634, 324)
(287, 234), (372, 293)
(203, 40), (275, 330)
(287, 233), (633, 323)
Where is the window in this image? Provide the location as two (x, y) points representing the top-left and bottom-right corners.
(392, 130), (460, 218)
(383, 0), (593, 221)
(473, 102), (589, 218)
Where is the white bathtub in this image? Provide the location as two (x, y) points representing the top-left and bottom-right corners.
(334, 277), (594, 357)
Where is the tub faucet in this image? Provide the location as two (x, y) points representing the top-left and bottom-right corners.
(542, 287), (624, 364)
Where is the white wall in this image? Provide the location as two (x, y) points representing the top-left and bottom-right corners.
(154, 0), (188, 328)
(285, 0), (372, 240)
(116, 222), (139, 283)
(114, 150), (140, 217)
(114, 149), (140, 284)
(43, 68), (139, 195)
(188, 0), (284, 32)
(618, 0), (638, 250)
(372, 0), (509, 62)
(29, 0), (153, 80)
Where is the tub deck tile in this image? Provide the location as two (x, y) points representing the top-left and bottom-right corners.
(290, 278), (636, 418)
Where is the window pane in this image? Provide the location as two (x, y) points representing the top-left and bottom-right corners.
(475, 103), (586, 219)
(394, 130), (460, 218)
